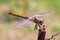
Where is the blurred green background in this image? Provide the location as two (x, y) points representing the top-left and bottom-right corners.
(0, 0), (60, 40)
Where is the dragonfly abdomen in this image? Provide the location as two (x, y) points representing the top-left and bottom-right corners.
(8, 12), (29, 19)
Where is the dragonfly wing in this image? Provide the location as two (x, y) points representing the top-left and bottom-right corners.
(35, 10), (51, 16)
(12, 19), (32, 30)
(33, 10), (52, 20)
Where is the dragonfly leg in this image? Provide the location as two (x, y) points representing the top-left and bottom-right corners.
(34, 23), (38, 31)
(38, 24), (41, 28)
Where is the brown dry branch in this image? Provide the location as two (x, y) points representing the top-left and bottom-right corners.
(38, 25), (46, 40)
(37, 25), (60, 40)
(46, 32), (60, 40)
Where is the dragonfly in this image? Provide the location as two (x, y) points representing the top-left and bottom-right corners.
(8, 10), (51, 31)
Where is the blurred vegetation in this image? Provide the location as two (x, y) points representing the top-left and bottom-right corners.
(51, 25), (60, 33)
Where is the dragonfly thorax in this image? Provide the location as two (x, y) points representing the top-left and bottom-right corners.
(33, 17), (44, 25)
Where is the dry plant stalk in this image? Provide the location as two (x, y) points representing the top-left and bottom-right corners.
(38, 25), (46, 40)
(46, 32), (60, 40)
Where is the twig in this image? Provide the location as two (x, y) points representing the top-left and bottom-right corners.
(46, 32), (60, 40)
(37, 25), (46, 40)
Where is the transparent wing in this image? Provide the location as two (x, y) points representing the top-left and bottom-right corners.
(33, 10), (52, 20)
(34, 10), (51, 17)
(12, 18), (33, 30)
